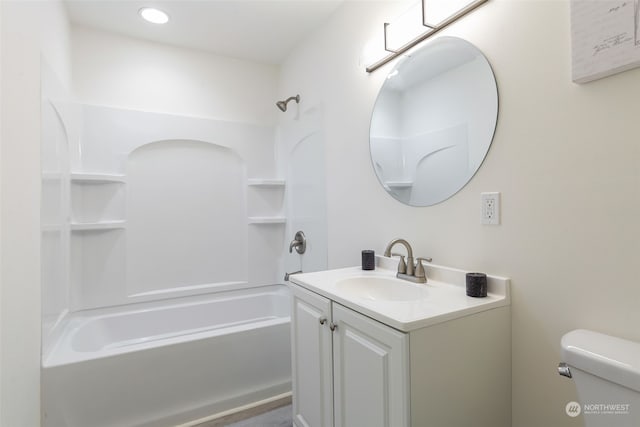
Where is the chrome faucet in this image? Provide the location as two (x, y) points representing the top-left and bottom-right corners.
(383, 238), (432, 283)
(384, 238), (415, 275)
(289, 231), (306, 254)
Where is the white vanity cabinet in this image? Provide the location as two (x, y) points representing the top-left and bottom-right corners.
(290, 284), (333, 427)
(290, 284), (409, 427)
(331, 303), (409, 427)
(289, 271), (511, 427)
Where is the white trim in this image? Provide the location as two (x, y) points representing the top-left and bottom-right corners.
(176, 392), (293, 427)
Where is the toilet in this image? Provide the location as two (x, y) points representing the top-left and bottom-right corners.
(560, 329), (640, 427)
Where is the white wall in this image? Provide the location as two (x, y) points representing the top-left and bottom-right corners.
(279, 1), (640, 426)
(1, 0), (72, 424)
(71, 26), (278, 125)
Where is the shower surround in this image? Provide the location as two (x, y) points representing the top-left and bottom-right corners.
(41, 101), (292, 426)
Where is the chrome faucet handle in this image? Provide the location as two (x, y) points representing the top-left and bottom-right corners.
(289, 231), (306, 254)
(406, 256), (415, 276)
(414, 257), (432, 282)
(391, 253), (407, 274)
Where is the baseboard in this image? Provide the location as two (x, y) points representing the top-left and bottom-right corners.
(133, 381), (291, 427)
(178, 391), (292, 427)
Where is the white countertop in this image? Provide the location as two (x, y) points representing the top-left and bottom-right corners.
(289, 256), (510, 332)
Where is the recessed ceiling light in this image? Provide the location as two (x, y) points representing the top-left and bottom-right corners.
(138, 7), (169, 24)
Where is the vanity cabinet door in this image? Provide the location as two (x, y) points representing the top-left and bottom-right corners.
(332, 303), (410, 427)
(290, 285), (334, 427)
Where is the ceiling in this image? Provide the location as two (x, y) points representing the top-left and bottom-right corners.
(64, 0), (344, 65)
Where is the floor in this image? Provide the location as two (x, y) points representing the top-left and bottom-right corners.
(225, 405), (293, 427)
(194, 396), (293, 427)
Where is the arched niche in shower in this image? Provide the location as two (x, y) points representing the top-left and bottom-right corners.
(126, 139), (248, 297)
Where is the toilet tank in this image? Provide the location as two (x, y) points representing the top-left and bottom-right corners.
(560, 329), (640, 427)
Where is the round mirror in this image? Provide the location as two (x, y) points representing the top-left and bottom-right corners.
(369, 37), (498, 206)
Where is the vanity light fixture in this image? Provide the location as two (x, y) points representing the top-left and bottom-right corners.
(366, 0), (488, 73)
(138, 7), (170, 24)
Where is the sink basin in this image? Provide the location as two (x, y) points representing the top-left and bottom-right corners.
(289, 259), (510, 331)
(335, 276), (429, 302)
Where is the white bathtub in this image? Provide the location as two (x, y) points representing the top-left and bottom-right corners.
(42, 285), (291, 427)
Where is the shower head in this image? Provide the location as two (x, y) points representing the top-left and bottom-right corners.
(276, 95), (300, 112)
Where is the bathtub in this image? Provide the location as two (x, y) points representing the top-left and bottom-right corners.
(42, 285), (292, 427)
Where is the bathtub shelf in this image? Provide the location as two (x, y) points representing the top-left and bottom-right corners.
(248, 216), (286, 224)
(71, 173), (126, 184)
(247, 179), (285, 187)
(71, 220), (126, 231)
(71, 172), (126, 225)
(384, 180), (413, 189)
(247, 179), (286, 223)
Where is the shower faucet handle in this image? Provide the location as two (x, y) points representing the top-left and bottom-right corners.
(289, 230), (306, 254)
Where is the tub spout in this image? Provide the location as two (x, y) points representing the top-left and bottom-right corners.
(284, 270), (302, 281)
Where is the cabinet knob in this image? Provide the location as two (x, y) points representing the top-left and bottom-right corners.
(329, 322), (338, 331)
(319, 316), (327, 325)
